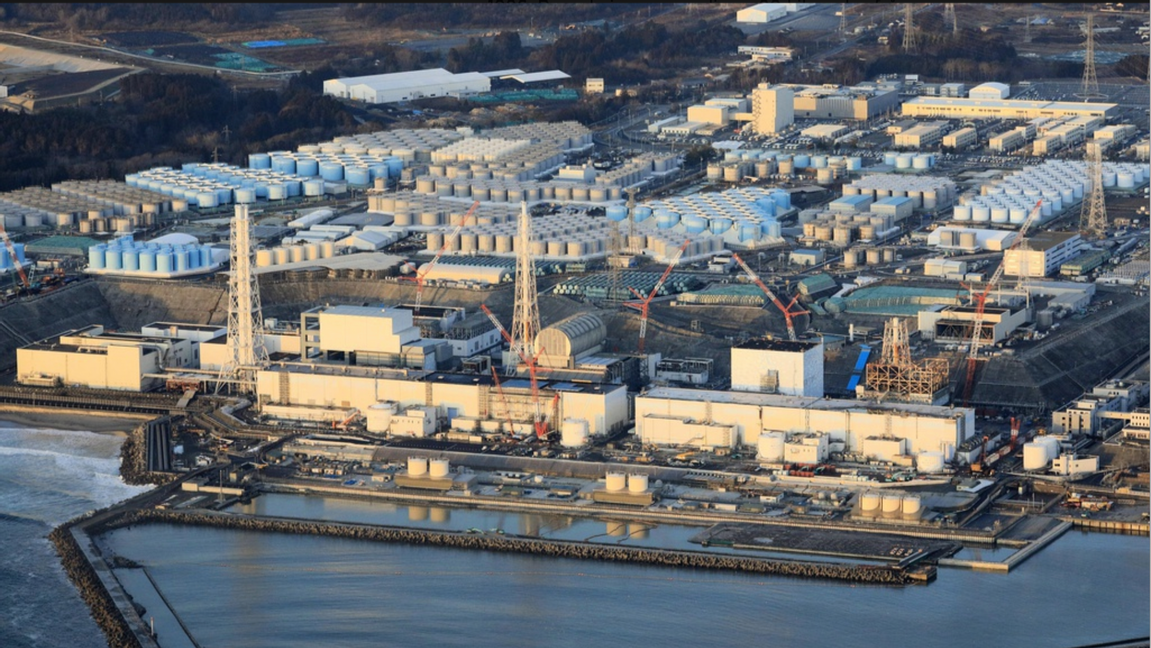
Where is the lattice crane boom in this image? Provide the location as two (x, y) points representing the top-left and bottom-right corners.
(480, 303), (550, 440)
(624, 239), (689, 353)
(961, 200), (1042, 405)
(407, 201), (480, 312)
(731, 252), (808, 341)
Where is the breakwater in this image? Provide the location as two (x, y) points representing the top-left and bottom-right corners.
(118, 421), (178, 487)
(104, 509), (916, 586)
(48, 520), (143, 648)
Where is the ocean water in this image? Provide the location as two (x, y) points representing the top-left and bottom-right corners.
(101, 505), (1150, 648)
(0, 422), (149, 648)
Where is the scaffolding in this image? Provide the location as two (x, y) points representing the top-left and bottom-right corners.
(860, 317), (950, 404)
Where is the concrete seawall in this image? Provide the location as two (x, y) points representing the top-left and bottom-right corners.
(102, 508), (919, 586)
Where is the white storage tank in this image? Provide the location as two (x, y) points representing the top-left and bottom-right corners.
(408, 456), (429, 476)
(881, 494), (903, 518)
(561, 419), (589, 448)
(627, 473), (649, 493)
(1022, 442), (1050, 471)
(429, 459), (450, 478)
(757, 432), (785, 462)
(901, 495), (923, 520)
(860, 492), (881, 516)
(605, 472), (627, 492)
(917, 451), (945, 473)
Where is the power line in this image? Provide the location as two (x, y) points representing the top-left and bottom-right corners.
(1079, 13), (1102, 100)
(902, 3), (918, 54)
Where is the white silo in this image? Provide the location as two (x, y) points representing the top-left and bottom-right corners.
(860, 492), (881, 517)
(757, 432), (786, 462)
(628, 474), (650, 493)
(881, 494), (903, 518)
(917, 451), (945, 473)
(605, 472), (627, 492)
(901, 495), (923, 520)
(429, 459), (450, 478)
(408, 456), (429, 476)
(561, 418), (589, 448)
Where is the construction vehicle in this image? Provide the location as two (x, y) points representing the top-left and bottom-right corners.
(480, 304), (552, 441)
(401, 201), (480, 313)
(1064, 492), (1113, 512)
(970, 435), (991, 475)
(332, 409), (361, 431)
(731, 252), (808, 341)
(961, 200), (1042, 405)
(624, 238), (689, 353)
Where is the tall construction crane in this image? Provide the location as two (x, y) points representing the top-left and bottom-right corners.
(489, 366), (518, 438)
(403, 201), (480, 313)
(480, 304), (550, 441)
(960, 200), (1042, 405)
(731, 252), (808, 341)
(624, 238), (689, 353)
(0, 225), (30, 292)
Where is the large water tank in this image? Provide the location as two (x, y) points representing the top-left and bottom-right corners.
(319, 162), (344, 181)
(408, 456), (429, 476)
(122, 249), (139, 271)
(709, 217), (732, 235)
(561, 419), (589, 448)
(912, 154), (931, 169)
(990, 207), (1009, 223)
(901, 495), (923, 520)
(628, 473), (649, 493)
(139, 250), (156, 272)
(104, 247), (122, 270)
(606, 205), (628, 222)
(895, 155), (913, 169)
(429, 459), (450, 479)
(303, 180), (325, 197)
(234, 188), (256, 204)
(917, 451), (945, 473)
(1023, 442), (1050, 471)
(757, 432), (785, 462)
(88, 245), (106, 269)
(860, 492), (881, 517)
(174, 250), (189, 272)
(156, 251), (173, 273)
(633, 206), (652, 223)
(793, 154), (810, 169)
(605, 472), (627, 492)
(881, 494), (903, 518)
(883, 152), (898, 166)
(953, 205), (972, 221)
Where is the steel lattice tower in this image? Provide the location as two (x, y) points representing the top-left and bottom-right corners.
(839, 3), (847, 35)
(944, 3), (957, 35)
(223, 203), (267, 390)
(902, 4), (917, 53)
(1080, 141), (1108, 238)
(1079, 14), (1101, 100)
(511, 201), (540, 371)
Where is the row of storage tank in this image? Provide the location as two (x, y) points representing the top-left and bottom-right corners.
(305, 129), (467, 162)
(882, 152), (938, 170)
(633, 190), (791, 244)
(88, 237), (217, 274)
(758, 434), (947, 474)
(554, 269), (705, 301)
(604, 472), (650, 493)
(0, 182), (174, 230)
(1022, 436), (1062, 471)
(410, 177), (630, 203)
(842, 178), (956, 211)
(0, 243), (27, 270)
(802, 214), (899, 248)
(255, 241), (339, 268)
(709, 155), (863, 183)
(406, 456), (452, 478)
(856, 492), (923, 521)
(935, 230), (982, 249)
(78, 214), (157, 234)
(721, 150), (864, 170)
(843, 246), (900, 267)
(128, 166), (310, 209)
(250, 152), (405, 187)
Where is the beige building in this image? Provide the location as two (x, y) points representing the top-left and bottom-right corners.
(751, 83), (794, 135)
(585, 78), (604, 94)
(893, 121), (948, 148)
(902, 97), (1117, 121)
(917, 305), (1029, 345)
(1004, 231), (1083, 278)
(790, 84), (900, 120)
(730, 338), (823, 397)
(942, 126), (977, 149)
(17, 325), (197, 391)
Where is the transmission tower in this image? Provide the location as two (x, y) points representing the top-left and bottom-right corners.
(902, 3), (918, 53)
(1079, 141), (1108, 238)
(944, 3), (957, 35)
(839, 3), (847, 36)
(510, 201), (540, 373)
(1079, 14), (1101, 100)
(221, 203), (268, 392)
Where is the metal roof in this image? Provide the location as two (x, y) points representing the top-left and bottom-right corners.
(501, 70), (571, 84)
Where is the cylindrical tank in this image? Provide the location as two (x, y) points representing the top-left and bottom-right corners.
(605, 472), (627, 492)
(303, 180), (325, 197)
(917, 451), (945, 473)
(883, 247), (896, 263)
(912, 154), (931, 169)
(561, 419), (589, 448)
(408, 456), (429, 476)
(953, 205), (971, 221)
(104, 247), (123, 270)
(319, 162), (344, 181)
(778, 157), (794, 175)
(139, 250), (156, 272)
(895, 155), (913, 169)
(606, 205), (628, 221)
(793, 154), (810, 169)
(274, 248), (290, 265)
(757, 432), (785, 462)
(156, 251), (173, 273)
(843, 248), (860, 268)
(901, 495), (923, 520)
(88, 245), (106, 269)
(883, 152), (898, 166)
(815, 225), (833, 241)
(1023, 442), (1050, 470)
(256, 249), (274, 267)
(174, 250), (189, 272)
(121, 249), (139, 271)
(289, 245), (306, 263)
(321, 241), (336, 258)
(628, 474), (649, 493)
(860, 492), (881, 517)
(881, 494), (903, 518)
(959, 232), (977, 250)
(305, 243), (320, 261)
(990, 207), (1009, 223)
(234, 188), (256, 204)
(429, 459), (450, 479)
(865, 248), (882, 265)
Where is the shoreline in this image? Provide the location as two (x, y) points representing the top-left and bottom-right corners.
(0, 405), (152, 435)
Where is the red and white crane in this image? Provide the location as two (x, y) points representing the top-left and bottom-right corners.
(489, 365), (518, 437)
(480, 304), (551, 441)
(960, 200), (1042, 406)
(624, 238), (689, 353)
(731, 252), (808, 341)
(0, 225), (30, 291)
(403, 201), (480, 313)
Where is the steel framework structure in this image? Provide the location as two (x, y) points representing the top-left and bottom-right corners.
(221, 203), (267, 391)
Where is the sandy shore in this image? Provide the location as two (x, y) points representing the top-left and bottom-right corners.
(0, 405), (151, 435)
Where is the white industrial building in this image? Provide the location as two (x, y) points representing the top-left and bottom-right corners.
(1003, 231), (1083, 278)
(927, 227), (1016, 252)
(737, 3), (788, 23)
(968, 82), (1011, 100)
(730, 338), (823, 397)
(323, 69), (491, 104)
(1052, 380), (1150, 437)
(687, 104), (730, 126)
(943, 127), (977, 149)
(918, 305), (1029, 345)
(901, 97), (1118, 121)
(17, 325), (198, 391)
(635, 387), (974, 453)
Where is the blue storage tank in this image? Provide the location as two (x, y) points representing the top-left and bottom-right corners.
(684, 216), (708, 234)
(122, 249), (139, 271)
(125, 174), (140, 188)
(385, 158), (404, 178)
(708, 217), (732, 234)
(12, 242), (24, 265)
(754, 198), (776, 218)
(249, 153), (271, 169)
(793, 155), (810, 169)
(199, 247), (212, 267)
(215, 188), (233, 204)
(319, 162), (344, 181)
(105, 248), (122, 270)
(812, 155), (828, 169)
(88, 245), (106, 269)
(770, 190), (791, 210)
(633, 206), (652, 223)
(656, 210), (680, 229)
(884, 152), (898, 166)
(738, 222), (759, 242)
(156, 252), (173, 273)
(197, 192), (219, 208)
(272, 157), (297, 175)
(303, 180), (325, 197)
(606, 205), (628, 221)
(139, 250), (156, 272)
(234, 188), (256, 204)
(345, 166), (371, 186)
(762, 219), (782, 238)
(175, 250), (189, 272)
(267, 183), (286, 200)
(284, 180), (302, 197)
(368, 164), (388, 181)
(296, 158), (319, 177)
(254, 182), (269, 199)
